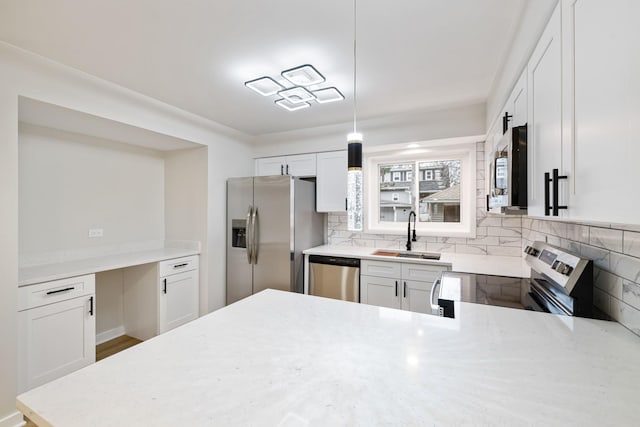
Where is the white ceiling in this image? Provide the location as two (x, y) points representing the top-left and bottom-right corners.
(0, 0), (525, 136)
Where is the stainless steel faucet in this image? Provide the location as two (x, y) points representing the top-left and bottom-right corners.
(406, 210), (417, 251)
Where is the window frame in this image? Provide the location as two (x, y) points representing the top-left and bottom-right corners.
(364, 143), (477, 238)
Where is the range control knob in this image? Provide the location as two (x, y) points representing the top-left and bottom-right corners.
(524, 246), (540, 257)
(562, 265), (574, 276)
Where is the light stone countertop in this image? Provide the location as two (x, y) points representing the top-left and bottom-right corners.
(304, 244), (530, 278)
(17, 289), (640, 427)
(19, 246), (200, 286)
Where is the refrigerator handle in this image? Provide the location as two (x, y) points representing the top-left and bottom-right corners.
(252, 207), (260, 264)
(246, 205), (253, 264)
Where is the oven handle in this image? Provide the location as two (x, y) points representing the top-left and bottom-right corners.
(430, 278), (441, 311)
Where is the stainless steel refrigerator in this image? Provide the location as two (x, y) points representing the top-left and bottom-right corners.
(226, 175), (324, 304)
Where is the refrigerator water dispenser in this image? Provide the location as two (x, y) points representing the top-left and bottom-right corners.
(231, 219), (247, 248)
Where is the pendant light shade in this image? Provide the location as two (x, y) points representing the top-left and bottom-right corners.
(347, 0), (363, 231)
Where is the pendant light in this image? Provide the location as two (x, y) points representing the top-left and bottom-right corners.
(347, 0), (363, 231)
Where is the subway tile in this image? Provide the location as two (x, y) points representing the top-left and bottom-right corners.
(426, 243), (455, 253)
(617, 300), (640, 336)
(440, 237), (468, 245)
(479, 217), (503, 227)
(328, 237), (353, 246)
(455, 244), (488, 255)
(580, 244), (610, 270)
(502, 217), (522, 228)
(352, 239), (376, 248)
(374, 240), (401, 250)
(468, 235), (500, 246)
(548, 221), (567, 238)
(593, 288), (610, 314)
(622, 280), (640, 311)
(475, 226), (488, 237)
(566, 224), (590, 244)
(612, 223), (640, 233)
(559, 238), (581, 254)
(521, 217), (533, 230)
(499, 236), (522, 247)
(623, 231), (640, 258)
(594, 269), (623, 299)
(546, 235), (562, 247)
(589, 227), (623, 253)
(610, 252), (640, 283)
(486, 245), (522, 257)
(532, 219), (551, 234)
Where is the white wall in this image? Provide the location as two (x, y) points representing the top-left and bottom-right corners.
(252, 103), (486, 158)
(485, 0), (557, 129)
(0, 41), (253, 424)
(19, 124), (165, 262)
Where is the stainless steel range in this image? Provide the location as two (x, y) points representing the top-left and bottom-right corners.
(431, 241), (597, 319)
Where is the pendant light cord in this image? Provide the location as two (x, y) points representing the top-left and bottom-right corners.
(353, 0), (357, 135)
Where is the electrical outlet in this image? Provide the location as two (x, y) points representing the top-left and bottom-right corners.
(88, 228), (104, 238)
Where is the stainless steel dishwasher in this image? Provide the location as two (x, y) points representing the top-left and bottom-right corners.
(309, 255), (360, 302)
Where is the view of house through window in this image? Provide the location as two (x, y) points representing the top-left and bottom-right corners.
(378, 160), (461, 223)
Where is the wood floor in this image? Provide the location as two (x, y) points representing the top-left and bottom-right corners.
(96, 335), (143, 361)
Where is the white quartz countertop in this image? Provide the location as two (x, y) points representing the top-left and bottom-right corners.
(17, 290), (640, 427)
(304, 245), (530, 278)
(18, 247), (200, 286)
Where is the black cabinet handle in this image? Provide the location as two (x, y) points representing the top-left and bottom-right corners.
(280, 164), (284, 175)
(89, 296), (94, 316)
(403, 281), (407, 298)
(173, 263), (188, 269)
(46, 287), (75, 295)
(163, 278), (167, 294)
(486, 194), (490, 212)
(395, 280), (398, 297)
(544, 172), (552, 216)
(552, 168), (568, 216)
(286, 164), (289, 175)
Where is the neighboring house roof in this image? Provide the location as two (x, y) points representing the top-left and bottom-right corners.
(419, 180), (447, 192)
(422, 185), (460, 202)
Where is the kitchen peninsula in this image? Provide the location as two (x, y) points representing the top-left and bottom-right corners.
(17, 289), (640, 426)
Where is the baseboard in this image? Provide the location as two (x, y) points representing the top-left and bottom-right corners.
(0, 411), (25, 427)
(96, 326), (125, 345)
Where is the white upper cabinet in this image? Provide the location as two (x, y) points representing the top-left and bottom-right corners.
(509, 70), (528, 128)
(561, 0), (640, 224)
(527, 4), (566, 218)
(316, 150), (347, 212)
(255, 153), (316, 177)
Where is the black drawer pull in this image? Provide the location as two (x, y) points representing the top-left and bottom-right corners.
(163, 278), (167, 294)
(395, 280), (398, 297)
(173, 263), (188, 269)
(404, 281), (407, 298)
(89, 296), (94, 316)
(46, 287), (75, 295)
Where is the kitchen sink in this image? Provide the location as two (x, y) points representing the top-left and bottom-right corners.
(371, 250), (441, 260)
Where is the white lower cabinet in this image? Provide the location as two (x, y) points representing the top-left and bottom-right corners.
(360, 260), (448, 314)
(18, 274), (96, 393)
(124, 255), (199, 340)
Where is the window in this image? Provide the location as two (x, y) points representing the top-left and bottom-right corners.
(365, 142), (476, 238)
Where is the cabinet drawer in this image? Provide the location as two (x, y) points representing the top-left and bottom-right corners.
(18, 274), (95, 311)
(159, 255), (199, 277)
(401, 263), (448, 283)
(361, 260), (401, 279)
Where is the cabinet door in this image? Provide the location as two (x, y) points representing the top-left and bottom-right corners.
(401, 280), (434, 314)
(562, 0), (640, 224)
(316, 151), (347, 212)
(18, 295), (96, 392)
(285, 153), (316, 177)
(159, 270), (199, 333)
(360, 275), (400, 309)
(527, 4), (564, 217)
(510, 70), (528, 127)
(256, 157), (285, 176)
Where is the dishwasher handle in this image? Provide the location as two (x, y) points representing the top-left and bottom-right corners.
(430, 278), (441, 312)
(308, 255), (360, 268)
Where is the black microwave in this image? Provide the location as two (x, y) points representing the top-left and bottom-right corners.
(488, 124), (527, 213)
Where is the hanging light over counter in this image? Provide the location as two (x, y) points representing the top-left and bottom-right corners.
(347, 0), (363, 231)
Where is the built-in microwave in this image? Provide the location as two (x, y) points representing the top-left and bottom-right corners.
(488, 124), (527, 213)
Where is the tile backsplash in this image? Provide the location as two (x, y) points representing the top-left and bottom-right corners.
(326, 140), (640, 337)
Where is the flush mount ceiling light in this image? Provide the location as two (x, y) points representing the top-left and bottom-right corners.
(281, 64), (325, 87)
(312, 87), (345, 104)
(244, 76), (284, 96)
(275, 98), (311, 112)
(244, 63), (343, 111)
(278, 86), (316, 104)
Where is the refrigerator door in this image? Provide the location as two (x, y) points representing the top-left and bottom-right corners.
(252, 175), (294, 294)
(226, 177), (254, 305)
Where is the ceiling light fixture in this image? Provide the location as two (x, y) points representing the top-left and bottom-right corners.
(347, 0), (363, 232)
(244, 64), (342, 111)
(244, 76), (284, 96)
(312, 87), (345, 104)
(278, 86), (316, 104)
(275, 99), (311, 112)
(281, 64), (325, 87)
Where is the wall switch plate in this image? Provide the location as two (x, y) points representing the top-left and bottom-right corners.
(88, 228), (104, 238)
